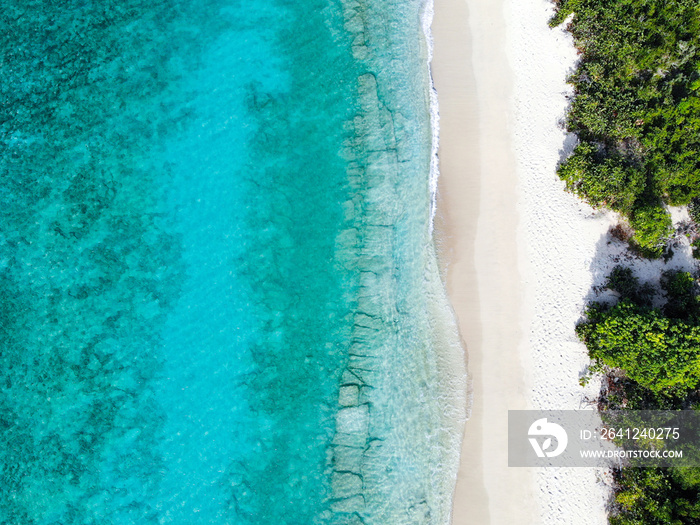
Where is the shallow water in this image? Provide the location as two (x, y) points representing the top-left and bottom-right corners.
(0, 1), (462, 523)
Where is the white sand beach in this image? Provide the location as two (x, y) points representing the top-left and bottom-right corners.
(429, 0), (653, 522)
(432, 0), (536, 522)
(504, 1), (612, 522)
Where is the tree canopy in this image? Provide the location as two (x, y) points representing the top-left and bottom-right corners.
(553, 0), (700, 256)
(579, 300), (700, 393)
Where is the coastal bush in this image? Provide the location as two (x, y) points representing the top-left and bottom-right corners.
(606, 265), (655, 305)
(579, 267), (700, 395)
(581, 267), (700, 522)
(610, 468), (700, 525)
(661, 270), (700, 319)
(552, 0), (700, 257)
(578, 300), (700, 393)
(610, 223), (633, 243)
(688, 198), (700, 224)
(556, 0), (700, 517)
(629, 203), (674, 257)
(558, 142), (645, 214)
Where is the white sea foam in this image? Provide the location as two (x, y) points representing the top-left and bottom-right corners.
(421, 0), (441, 234)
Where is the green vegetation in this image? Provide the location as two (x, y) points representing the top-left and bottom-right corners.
(610, 468), (700, 525)
(554, 0), (700, 519)
(580, 268), (700, 394)
(578, 267), (700, 523)
(552, 0), (700, 256)
(579, 300), (700, 393)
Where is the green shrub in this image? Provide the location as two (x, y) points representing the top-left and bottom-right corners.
(578, 300), (700, 393)
(554, 0), (700, 257)
(556, 0), (700, 517)
(606, 265), (655, 305)
(688, 198), (700, 224)
(611, 468), (700, 525)
(629, 204), (673, 257)
(661, 271), (700, 318)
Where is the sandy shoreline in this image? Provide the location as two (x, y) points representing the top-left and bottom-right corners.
(432, 0), (537, 522)
(432, 0), (612, 523)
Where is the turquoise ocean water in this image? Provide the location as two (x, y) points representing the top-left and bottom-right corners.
(0, 1), (464, 523)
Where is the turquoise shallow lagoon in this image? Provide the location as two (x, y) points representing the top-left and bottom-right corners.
(0, 1), (463, 523)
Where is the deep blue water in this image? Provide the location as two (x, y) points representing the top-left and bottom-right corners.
(0, 1), (461, 523)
